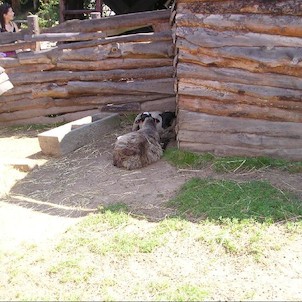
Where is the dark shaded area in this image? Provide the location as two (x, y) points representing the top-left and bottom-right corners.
(104, 0), (172, 15)
(62, 0), (172, 31)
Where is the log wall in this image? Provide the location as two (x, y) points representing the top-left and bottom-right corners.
(174, 0), (302, 160)
(0, 9), (175, 125)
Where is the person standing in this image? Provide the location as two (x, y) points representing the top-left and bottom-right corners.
(0, 2), (19, 33)
(0, 3), (19, 57)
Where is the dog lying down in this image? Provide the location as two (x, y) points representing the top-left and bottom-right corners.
(132, 111), (176, 150)
(113, 113), (163, 170)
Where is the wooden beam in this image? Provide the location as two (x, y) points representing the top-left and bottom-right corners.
(24, 32), (106, 42)
(43, 9), (171, 33)
(177, 109), (302, 138)
(177, 0), (302, 16)
(176, 27), (302, 48)
(9, 66), (174, 85)
(176, 13), (302, 38)
(56, 58), (172, 71)
(178, 78), (302, 102)
(177, 63), (302, 90)
(57, 31), (172, 50)
(59, 0), (65, 23)
(179, 141), (302, 161)
(67, 78), (175, 95)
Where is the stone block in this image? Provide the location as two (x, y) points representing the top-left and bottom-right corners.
(38, 112), (120, 157)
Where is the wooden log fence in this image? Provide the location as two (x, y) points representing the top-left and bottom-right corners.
(0, 9), (176, 125)
(175, 0), (302, 160)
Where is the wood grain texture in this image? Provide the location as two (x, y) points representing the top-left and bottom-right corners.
(175, 13), (302, 37)
(177, 1), (302, 16)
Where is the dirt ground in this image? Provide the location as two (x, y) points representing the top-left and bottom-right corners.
(0, 120), (302, 300)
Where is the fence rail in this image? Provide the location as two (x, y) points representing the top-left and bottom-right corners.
(0, 9), (175, 125)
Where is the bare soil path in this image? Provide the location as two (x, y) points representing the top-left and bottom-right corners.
(0, 122), (302, 301)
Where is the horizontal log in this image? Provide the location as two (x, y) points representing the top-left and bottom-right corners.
(153, 22), (171, 33)
(178, 78), (302, 102)
(1, 84), (46, 96)
(177, 1), (302, 16)
(177, 109), (302, 138)
(176, 27), (302, 48)
(141, 96), (176, 112)
(56, 58), (173, 71)
(44, 9), (171, 33)
(32, 85), (69, 99)
(177, 39), (302, 69)
(100, 102), (141, 112)
(177, 63), (302, 90)
(179, 141), (302, 161)
(177, 82), (302, 111)
(178, 130), (302, 150)
(118, 40), (174, 59)
(0, 94), (175, 113)
(67, 78), (175, 95)
(56, 40), (174, 61)
(0, 58), (20, 68)
(0, 105), (99, 122)
(177, 45), (302, 77)
(0, 97), (54, 113)
(57, 31), (172, 50)
(0, 93), (32, 103)
(69, 94), (171, 105)
(17, 51), (52, 65)
(24, 32), (106, 42)
(0, 41), (34, 52)
(176, 13), (302, 37)
(9, 66), (174, 85)
(0, 109), (101, 126)
(6, 64), (55, 75)
(178, 95), (302, 123)
(0, 31), (26, 44)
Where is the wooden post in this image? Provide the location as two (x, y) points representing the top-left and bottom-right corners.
(27, 15), (40, 51)
(59, 0), (65, 23)
(95, 0), (103, 17)
(91, 12), (101, 19)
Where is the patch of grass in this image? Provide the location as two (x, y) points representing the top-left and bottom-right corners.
(99, 202), (130, 213)
(154, 217), (190, 236)
(150, 283), (208, 301)
(285, 221), (302, 234)
(90, 232), (162, 255)
(48, 259), (94, 284)
(164, 147), (302, 173)
(169, 178), (302, 223)
(214, 156), (302, 173)
(198, 218), (275, 257)
(164, 148), (214, 169)
(78, 203), (130, 230)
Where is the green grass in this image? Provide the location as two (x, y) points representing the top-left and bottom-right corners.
(148, 282), (208, 301)
(169, 178), (302, 223)
(164, 147), (302, 173)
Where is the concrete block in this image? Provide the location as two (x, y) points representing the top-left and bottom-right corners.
(38, 112), (120, 157)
